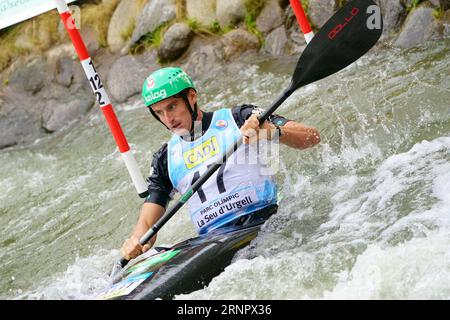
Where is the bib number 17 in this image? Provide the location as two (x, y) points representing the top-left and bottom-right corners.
(191, 163), (226, 203)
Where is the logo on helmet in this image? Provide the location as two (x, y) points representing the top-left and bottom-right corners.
(146, 77), (155, 89)
(145, 89), (167, 103)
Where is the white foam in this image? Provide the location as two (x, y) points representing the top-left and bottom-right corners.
(15, 250), (117, 300)
(323, 232), (450, 299)
(175, 251), (319, 300)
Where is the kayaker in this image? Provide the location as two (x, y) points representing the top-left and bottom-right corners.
(121, 67), (320, 260)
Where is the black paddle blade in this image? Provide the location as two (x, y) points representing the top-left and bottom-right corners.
(290, 0), (383, 90)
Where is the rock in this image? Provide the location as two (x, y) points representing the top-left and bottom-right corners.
(46, 44), (77, 61)
(181, 39), (224, 80)
(0, 50), (100, 149)
(216, 0), (246, 28)
(0, 104), (40, 149)
(403, 0), (449, 10)
(221, 29), (260, 60)
(38, 67), (95, 133)
(374, 0), (407, 39)
(158, 23), (194, 61)
(9, 59), (47, 95)
(186, 0), (217, 27)
(264, 26), (289, 56)
(400, 0), (413, 8)
(54, 57), (74, 88)
(131, 0), (177, 45)
(181, 30), (258, 70)
(443, 10), (450, 37)
(80, 26), (101, 57)
(107, 0), (143, 53)
(429, 0), (441, 7)
(256, 0), (284, 34)
(394, 5), (440, 48)
(106, 52), (160, 102)
(88, 49), (122, 87)
(0, 32), (121, 149)
(308, 0), (336, 29)
(41, 86), (94, 133)
(0, 86), (42, 149)
(429, 0), (450, 9)
(139, 49), (160, 67)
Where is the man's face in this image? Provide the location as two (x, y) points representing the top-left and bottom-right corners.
(151, 89), (197, 136)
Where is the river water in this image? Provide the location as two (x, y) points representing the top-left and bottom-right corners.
(1, 39), (449, 300)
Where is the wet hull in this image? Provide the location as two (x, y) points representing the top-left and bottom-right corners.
(99, 224), (263, 300)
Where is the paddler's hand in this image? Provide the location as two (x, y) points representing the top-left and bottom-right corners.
(120, 235), (151, 260)
(240, 114), (276, 144)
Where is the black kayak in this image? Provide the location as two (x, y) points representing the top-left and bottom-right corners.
(98, 216), (272, 300)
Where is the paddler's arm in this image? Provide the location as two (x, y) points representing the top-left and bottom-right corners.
(275, 120), (321, 149)
(241, 114), (320, 149)
(121, 143), (172, 260)
(121, 203), (165, 260)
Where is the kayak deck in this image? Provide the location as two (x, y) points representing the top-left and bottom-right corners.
(98, 223), (263, 300)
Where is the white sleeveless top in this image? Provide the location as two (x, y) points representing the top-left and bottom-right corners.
(167, 108), (277, 234)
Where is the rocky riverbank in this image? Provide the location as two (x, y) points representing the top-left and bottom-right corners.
(0, 0), (449, 150)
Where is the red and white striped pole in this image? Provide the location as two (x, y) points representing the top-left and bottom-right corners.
(54, 0), (148, 198)
(289, 0), (314, 44)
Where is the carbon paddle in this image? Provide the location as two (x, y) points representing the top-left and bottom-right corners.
(110, 0), (383, 281)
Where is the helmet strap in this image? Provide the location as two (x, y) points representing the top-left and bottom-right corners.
(179, 91), (200, 141)
(148, 108), (169, 129)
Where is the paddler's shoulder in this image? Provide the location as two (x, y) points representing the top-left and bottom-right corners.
(151, 143), (168, 163)
(147, 143), (169, 182)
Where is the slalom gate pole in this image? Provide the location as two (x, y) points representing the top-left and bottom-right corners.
(54, 0), (148, 198)
(289, 0), (314, 43)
